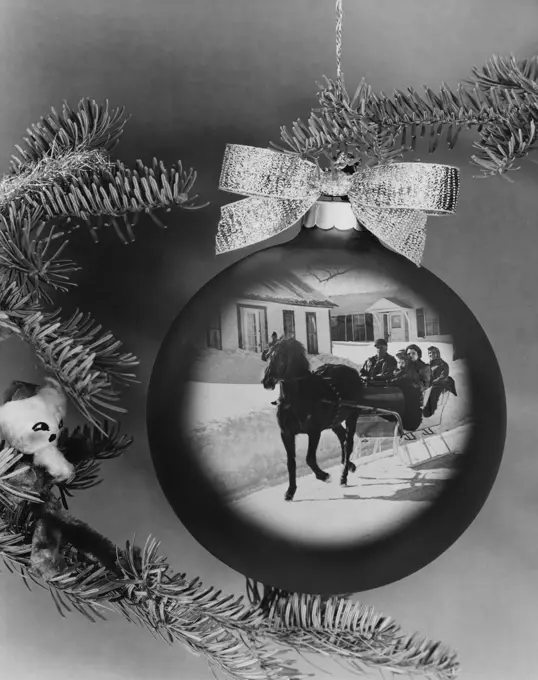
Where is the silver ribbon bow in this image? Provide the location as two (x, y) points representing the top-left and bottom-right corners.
(216, 144), (460, 265)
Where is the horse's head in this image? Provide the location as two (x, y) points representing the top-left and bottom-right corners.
(261, 337), (309, 390)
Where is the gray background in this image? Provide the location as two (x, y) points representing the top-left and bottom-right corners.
(0, 0), (537, 678)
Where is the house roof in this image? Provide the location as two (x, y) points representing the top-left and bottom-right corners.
(242, 274), (338, 308)
(366, 297), (414, 312)
(328, 292), (416, 316)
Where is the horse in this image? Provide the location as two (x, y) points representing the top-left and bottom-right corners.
(262, 337), (364, 501)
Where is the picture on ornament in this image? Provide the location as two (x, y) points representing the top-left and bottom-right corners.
(183, 264), (474, 546)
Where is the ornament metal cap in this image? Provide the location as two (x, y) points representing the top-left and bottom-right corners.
(302, 198), (364, 232)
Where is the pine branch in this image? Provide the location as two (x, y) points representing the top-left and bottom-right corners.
(57, 422), (133, 501)
(0, 532), (305, 680)
(0, 520), (459, 680)
(27, 156), (207, 244)
(0, 299), (138, 426)
(23, 310), (138, 424)
(1, 147), (112, 211)
(9, 99), (127, 172)
(470, 54), (538, 94)
(249, 585), (458, 680)
(1, 99), (207, 244)
(0, 204), (80, 303)
(0, 517), (32, 567)
(277, 54), (538, 177)
(0, 446), (43, 508)
(0, 278), (42, 317)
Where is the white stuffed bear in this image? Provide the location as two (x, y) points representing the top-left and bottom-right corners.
(0, 377), (75, 482)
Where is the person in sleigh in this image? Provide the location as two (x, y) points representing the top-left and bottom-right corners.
(422, 345), (458, 418)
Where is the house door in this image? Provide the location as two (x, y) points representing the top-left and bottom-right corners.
(240, 307), (265, 352)
(382, 314), (390, 340)
(388, 312), (408, 342)
(305, 312), (319, 354)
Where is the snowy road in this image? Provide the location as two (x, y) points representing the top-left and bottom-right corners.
(232, 426), (469, 546)
(186, 381), (275, 426)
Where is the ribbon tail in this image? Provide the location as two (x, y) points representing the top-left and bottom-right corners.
(350, 201), (427, 266)
(216, 195), (319, 254)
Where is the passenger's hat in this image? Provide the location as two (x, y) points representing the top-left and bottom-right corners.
(374, 338), (388, 348)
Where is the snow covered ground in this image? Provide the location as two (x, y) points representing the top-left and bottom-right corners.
(185, 381), (276, 427)
(231, 424), (470, 546)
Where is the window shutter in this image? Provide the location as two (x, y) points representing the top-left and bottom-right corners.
(416, 308), (425, 338)
(366, 313), (374, 341)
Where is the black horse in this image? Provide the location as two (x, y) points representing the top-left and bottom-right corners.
(262, 337), (364, 501)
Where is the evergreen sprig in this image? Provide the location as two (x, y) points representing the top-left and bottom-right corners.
(0, 447), (42, 508)
(249, 584), (458, 679)
(57, 422), (133, 500)
(277, 54), (538, 178)
(0, 95), (461, 679)
(20, 309), (138, 423)
(0, 529), (457, 680)
(9, 99), (127, 171)
(31, 155), (205, 244)
(0, 98), (207, 243)
(0, 301), (138, 425)
(0, 205), (80, 303)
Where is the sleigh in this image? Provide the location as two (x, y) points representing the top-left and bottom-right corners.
(340, 383), (455, 469)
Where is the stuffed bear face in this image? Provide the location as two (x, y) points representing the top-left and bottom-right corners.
(0, 381), (67, 455)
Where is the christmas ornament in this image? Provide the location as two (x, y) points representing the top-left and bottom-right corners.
(148, 197), (506, 596)
(147, 0), (506, 597)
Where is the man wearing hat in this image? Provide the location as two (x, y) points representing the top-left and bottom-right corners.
(360, 338), (397, 382)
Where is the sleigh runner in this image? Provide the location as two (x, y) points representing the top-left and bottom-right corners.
(329, 384), (455, 469)
(318, 389), (454, 469)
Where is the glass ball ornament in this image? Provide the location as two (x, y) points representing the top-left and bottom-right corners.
(147, 198), (506, 596)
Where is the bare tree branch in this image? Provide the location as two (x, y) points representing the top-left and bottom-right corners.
(306, 266), (354, 283)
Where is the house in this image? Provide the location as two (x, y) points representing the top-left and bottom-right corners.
(329, 292), (452, 345)
(206, 274), (338, 355)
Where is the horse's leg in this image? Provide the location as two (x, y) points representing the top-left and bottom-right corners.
(341, 414), (358, 486)
(332, 424), (356, 474)
(281, 430), (297, 501)
(305, 430), (331, 483)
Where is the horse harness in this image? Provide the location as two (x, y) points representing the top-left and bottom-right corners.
(272, 375), (348, 431)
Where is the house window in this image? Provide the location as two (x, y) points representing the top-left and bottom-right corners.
(283, 310), (295, 338)
(207, 313), (222, 350)
(305, 312), (319, 354)
(331, 313), (374, 342)
(416, 307), (444, 338)
(237, 305), (268, 353)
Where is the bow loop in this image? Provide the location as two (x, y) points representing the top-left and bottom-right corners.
(216, 144), (460, 265)
(219, 145), (319, 200)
